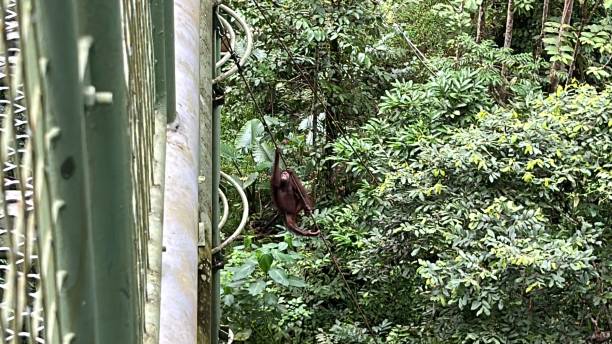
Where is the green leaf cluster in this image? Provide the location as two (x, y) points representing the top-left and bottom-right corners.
(323, 83), (612, 342)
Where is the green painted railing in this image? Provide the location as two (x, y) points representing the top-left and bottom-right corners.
(0, 0), (175, 342)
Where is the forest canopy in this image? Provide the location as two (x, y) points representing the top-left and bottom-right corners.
(217, 0), (612, 343)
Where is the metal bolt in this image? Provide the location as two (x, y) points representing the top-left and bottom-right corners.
(83, 85), (113, 107)
(95, 91), (113, 104)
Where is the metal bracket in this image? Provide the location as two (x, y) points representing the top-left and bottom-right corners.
(78, 36), (113, 108)
(213, 84), (225, 107)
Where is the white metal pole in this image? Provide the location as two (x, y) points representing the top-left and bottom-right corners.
(159, 0), (200, 342)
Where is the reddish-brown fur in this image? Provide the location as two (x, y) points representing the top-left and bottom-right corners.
(270, 148), (319, 236)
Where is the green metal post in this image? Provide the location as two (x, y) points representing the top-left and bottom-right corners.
(165, 0), (177, 123)
(75, 0), (140, 342)
(152, 0), (168, 105)
(27, 0), (141, 341)
(211, 9), (222, 344)
(27, 1), (96, 342)
(198, 0), (214, 343)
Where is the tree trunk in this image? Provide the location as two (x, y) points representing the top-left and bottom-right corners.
(312, 45), (320, 149)
(504, 0), (514, 49)
(310, 46), (320, 196)
(476, 0), (486, 43)
(549, 0), (575, 91)
(501, 0), (514, 76)
(535, 0), (550, 59)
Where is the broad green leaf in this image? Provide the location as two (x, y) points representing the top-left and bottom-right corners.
(236, 119), (264, 151)
(464, 0), (478, 12)
(242, 172), (259, 189)
(258, 253), (274, 273)
(254, 141), (274, 164)
(243, 235), (252, 249)
(223, 294), (234, 306)
(268, 267), (290, 286)
(234, 329), (252, 341)
(248, 280), (267, 296)
(220, 142), (239, 160)
(471, 301), (481, 310)
(526, 282), (540, 293)
(264, 293), (278, 306)
(233, 261), (256, 281)
(288, 277), (307, 288)
(263, 115), (281, 126)
(357, 52), (367, 64)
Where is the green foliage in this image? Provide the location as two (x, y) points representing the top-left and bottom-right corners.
(349, 36), (542, 136)
(223, 0), (392, 129)
(432, 2), (472, 35)
(382, 0), (450, 55)
(540, 3), (612, 86)
(221, 235), (316, 342)
(543, 22), (575, 66)
(514, 0), (536, 13)
(324, 83), (612, 342)
(580, 19), (612, 81)
(218, 0), (612, 342)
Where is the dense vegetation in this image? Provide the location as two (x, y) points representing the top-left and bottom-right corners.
(218, 0), (612, 343)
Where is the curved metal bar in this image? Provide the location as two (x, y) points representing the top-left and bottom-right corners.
(211, 171), (249, 254)
(220, 326), (235, 344)
(213, 4), (253, 83)
(216, 15), (235, 69)
(218, 188), (229, 230)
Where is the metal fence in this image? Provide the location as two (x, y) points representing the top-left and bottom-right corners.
(0, 0), (174, 342)
(122, 0), (157, 337)
(0, 0), (42, 342)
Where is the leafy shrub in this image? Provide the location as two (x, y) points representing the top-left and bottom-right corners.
(325, 83), (612, 343)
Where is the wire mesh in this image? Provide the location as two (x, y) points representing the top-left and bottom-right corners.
(0, 0), (165, 342)
(0, 0), (44, 342)
(121, 0), (159, 338)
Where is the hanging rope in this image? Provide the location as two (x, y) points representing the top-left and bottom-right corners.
(216, 16), (380, 343)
